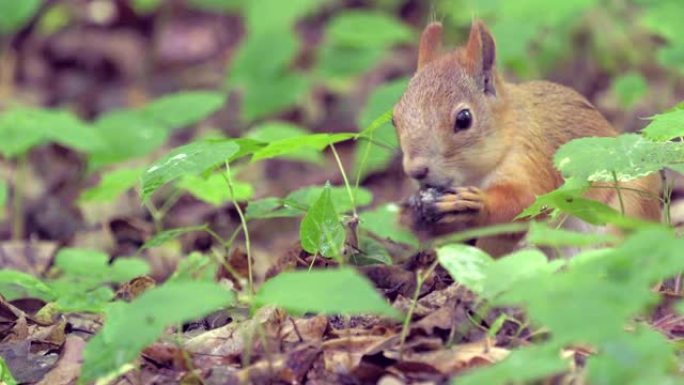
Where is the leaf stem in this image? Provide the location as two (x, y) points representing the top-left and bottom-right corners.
(329, 143), (357, 217)
(399, 259), (439, 359)
(611, 171), (625, 215)
(223, 161), (253, 296)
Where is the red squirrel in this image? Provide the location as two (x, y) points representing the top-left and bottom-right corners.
(393, 21), (661, 256)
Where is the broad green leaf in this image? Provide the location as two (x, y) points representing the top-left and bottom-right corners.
(80, 281), (235, 384)
(178, 172), (253, 206)
(0, 108), (102, 157)
(525, 221), (618, 247)
(51, 248), (149, 312)
(453, 344), (566, 385)
(554, 134), (684, 182)
(611, 72), (647, 108)
(244, 0), (329, 33)
(437, 244), (493, 294)
(131, 0), (163, 13)
(246, 186), (373, 219)
(79, 167), (144, 203)
(352, 236), (393, 265)
(0, 356), (17, 385)
(247, 122), (324, 164)
(354, 79), (407, 179)
(167, 252), (218, 283)
(141, 139), (240, 200)
(299, 184), (345, 258)
(316, 45), (386, 82)
(519, 188), (653, 229)
(359, 203), (418, 247)
(89, 110), (168, 169)
(0, 0), (41, 34)
(326, 11), (414, 48)
(642, 108), (684, 142)
(482, 249), (559, 300)
(139, 91), (226, 130)
(587, 328), (677, 385)
(253, 267), (400, 318)
(0, 270), (55, 301)
(252, 133), (355, 161)
(142, 226), (206, 250)
(228, 31), (298, 87)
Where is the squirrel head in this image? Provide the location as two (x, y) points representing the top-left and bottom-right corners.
(393, 21), (509, 189)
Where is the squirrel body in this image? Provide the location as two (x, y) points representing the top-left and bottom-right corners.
(393, 22), (661, 256)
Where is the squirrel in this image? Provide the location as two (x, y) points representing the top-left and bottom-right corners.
(393, 21), (661, 257)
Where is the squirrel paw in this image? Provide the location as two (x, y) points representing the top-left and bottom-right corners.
(431, 186), (485, 223)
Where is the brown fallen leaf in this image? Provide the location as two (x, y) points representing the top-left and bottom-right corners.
(36, 335), (86, 385)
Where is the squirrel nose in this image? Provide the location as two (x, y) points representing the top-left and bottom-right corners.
(408, 166), (429, 181)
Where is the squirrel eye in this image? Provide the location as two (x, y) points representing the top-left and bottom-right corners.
(454, 109), (473, 131)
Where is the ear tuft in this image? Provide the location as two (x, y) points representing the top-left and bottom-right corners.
(465, 20), (497, 95)
(418, 22), (443, 70)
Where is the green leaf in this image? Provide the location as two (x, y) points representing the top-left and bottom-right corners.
(453, 344), (566, 385)
(316, 45), (386, 82)
(525, 221), (619, 247)
(252, 133), (354, 161)
(0, 270), (55, 301)
(554, 134), (683, 182)
(178, 173), (254, 206)
(482, 249), (559, 300)
(246, 186), (373, 220)
(247, 122), (325, 164)
(437, 244), (493, 294)
(326, 11), (414, 48)
(141, 139), (240, 200)
(359, 203), (418, 247)
(79, 167), (144, 203)
(354, 79), (407, 179)
(0, 356), (17, 385)
(0, 0), (41, 34)
(519, 188), (654, 229)
(142, 226), (206, 250)
(50, 248), (149, 312)
(352, 236), (393, 265)
(642, 107), (684, 142)
(299, 184), (346, 258)
(80, 281), (235, 383)
(253, 267), (400, 318)
(611, 72), (647, 108)
(167, 252), (218, 283)
(139, 91), (226, 130)
(89, 110), (168, 169)
(187, 0), (244, 12)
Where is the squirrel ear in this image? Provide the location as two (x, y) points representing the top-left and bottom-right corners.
(465, 20), (496, 95)
(418, 22), (442, 70)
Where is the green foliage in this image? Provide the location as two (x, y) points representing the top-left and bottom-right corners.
(80, 281), (235, 384)
(317, 12), (413, 84)
(247, 122), (325, 164)
(611, 72), (648, 108)
(642, 107), (684, 142)
(79, 167), (144, 203)
(0, 269), (54, 301)
(251, 133), (354, 161)
(354, 78), (407, 179)
(141, 226), (206, 249)
(299, 183), (346, 259)
(138, 91), (226, 129)
(359, 203), (418, 247)
(437, 244), (492, 294)
(253, 267), (400, 319)
(51, 248), (149, 312)
(0, 0), (41, 34)
(167, 252), (219, 283)
(141, 139), (240, 200)
(178, 172), (254, 206)
(525, 221), (618, 247)
(247, 185), (373, 219)
(554, 134), (684, 182)
(0, 356), (17, 385)
(0, 107), (103, 158)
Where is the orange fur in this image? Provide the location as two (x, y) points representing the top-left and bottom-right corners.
(394, 21), (661, 257)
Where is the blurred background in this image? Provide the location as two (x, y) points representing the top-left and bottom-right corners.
(1, 0), (683, 278)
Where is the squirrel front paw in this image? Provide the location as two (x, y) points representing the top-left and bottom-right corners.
(402, 186), (485, 231)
